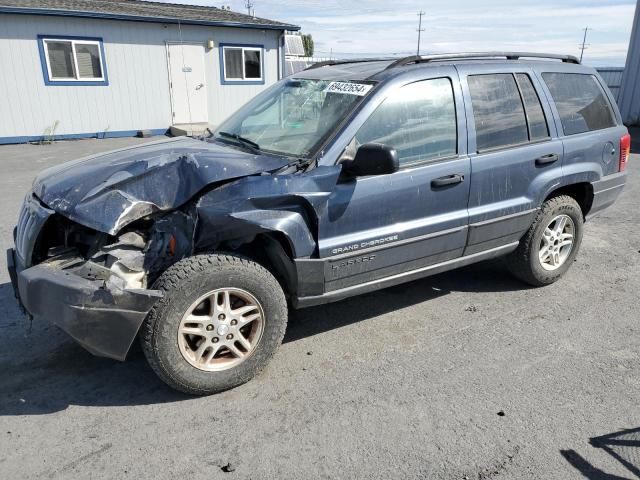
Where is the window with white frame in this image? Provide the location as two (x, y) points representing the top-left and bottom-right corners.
(41, 37), (106, 83)
(222, 46), (263, 82)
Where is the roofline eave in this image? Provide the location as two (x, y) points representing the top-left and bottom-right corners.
(0, 6), (301, 31)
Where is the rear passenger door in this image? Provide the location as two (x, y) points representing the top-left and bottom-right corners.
(459, 68), (564, 255)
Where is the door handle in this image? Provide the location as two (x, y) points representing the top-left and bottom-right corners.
(431, 174), (464, 188)
(535, 153), (559, 166)
(195, 83), (204, 90)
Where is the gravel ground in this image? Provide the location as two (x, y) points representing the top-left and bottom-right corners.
(0, 137), (638, 480)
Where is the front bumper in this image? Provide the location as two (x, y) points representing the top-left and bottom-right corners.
(6, 248), (24, 312)
(7, 248), (162, 361)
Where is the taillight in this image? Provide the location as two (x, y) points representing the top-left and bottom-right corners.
(620, 133), (631, 172)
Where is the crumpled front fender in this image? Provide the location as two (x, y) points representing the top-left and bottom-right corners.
(194, 166), (341, 257)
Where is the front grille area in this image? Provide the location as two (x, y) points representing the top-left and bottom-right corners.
(14, 194), (53, 267)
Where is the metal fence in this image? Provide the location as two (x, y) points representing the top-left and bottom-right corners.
(597, 67), (625, 102)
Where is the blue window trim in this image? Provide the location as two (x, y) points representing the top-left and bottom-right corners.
(219, 43), (265, 85)
(37, 34), (109, 86)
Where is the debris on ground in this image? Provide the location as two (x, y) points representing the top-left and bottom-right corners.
(465, 305), (478, 312)
(221, 463), (235, 473)
(476, 446), (520, 479)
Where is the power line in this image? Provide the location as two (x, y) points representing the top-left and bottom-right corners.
(579, 27), (591, 62)
(416, 11), (426, 55)
(245, 0), (254, 16)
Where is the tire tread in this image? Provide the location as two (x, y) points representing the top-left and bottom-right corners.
(506, 195), (583, 287)
(140, 253), (287, 395)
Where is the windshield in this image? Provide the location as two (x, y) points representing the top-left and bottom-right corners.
(213, 79), (375, 158)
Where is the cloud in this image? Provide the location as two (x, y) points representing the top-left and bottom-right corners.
(159, 0), (637, 65)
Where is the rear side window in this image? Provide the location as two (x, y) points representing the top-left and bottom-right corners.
(516, 74), (549, 141)
(542, 73), (616, 135)
(355, 78), (457, 166)
(468, 74), (529, 151)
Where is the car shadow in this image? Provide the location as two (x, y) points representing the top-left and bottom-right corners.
(0, 259), (530, 415)
(285, 258), (528, 343)
(561, 427), (640, 479)
(0, 282), (189, 415)
(629, 126), (640, 154)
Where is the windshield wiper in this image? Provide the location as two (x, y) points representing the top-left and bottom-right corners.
(217, 131), (261, 152)
(275, 156), (313, 173)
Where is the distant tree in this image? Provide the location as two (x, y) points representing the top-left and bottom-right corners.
(302, 34), (314, 57)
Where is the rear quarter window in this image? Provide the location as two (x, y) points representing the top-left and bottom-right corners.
(542, 73), (616, 136)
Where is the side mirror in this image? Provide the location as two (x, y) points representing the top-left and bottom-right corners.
(341, 143), (399, 177)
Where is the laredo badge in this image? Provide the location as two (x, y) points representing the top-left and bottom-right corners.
(324, 82), (373, 96)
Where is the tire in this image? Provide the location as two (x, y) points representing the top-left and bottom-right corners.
(506, 195), (584, 287)
(140, 253), (288, 395)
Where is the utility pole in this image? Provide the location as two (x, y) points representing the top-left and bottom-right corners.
(579, 27), (591, 62)
(245, 1), (254, 16)
(416, 11), (425, 56)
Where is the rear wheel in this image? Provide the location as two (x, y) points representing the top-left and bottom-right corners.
(506, 195), (584, 286)
(140, 253), (288, 395)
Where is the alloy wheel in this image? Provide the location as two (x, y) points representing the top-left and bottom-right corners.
(177, 288), (265, 371)
(539, 214), (575, 271)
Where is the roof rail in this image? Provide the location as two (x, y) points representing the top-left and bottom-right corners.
(305, 58), (394, 71)
(385, 52), (580, 70)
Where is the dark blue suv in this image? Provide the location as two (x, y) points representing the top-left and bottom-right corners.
(7, 52), (629, 394)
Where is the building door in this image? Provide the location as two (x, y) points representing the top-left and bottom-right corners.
(167, 43), (208, 124)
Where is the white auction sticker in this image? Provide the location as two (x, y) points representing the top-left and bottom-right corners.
(324, 82), (373, 96)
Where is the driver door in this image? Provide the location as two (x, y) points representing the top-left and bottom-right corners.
(317, 75), (471, 292)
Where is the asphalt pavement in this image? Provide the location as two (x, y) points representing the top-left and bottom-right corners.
(0, 137), (638, 479)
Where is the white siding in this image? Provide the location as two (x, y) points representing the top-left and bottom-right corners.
(0, 13), (282, 139)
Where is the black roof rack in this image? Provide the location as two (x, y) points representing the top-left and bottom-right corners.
(304, 58), (394, 70)
(385, 52), (580, 69)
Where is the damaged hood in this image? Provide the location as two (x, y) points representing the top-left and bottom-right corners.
(32, 137), (290, 234)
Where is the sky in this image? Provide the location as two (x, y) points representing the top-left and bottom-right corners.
(159, 0), (637, 66)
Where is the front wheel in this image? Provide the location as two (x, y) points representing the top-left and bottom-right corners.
(140, 254), (288, 395)
(506, 195), (584, 286)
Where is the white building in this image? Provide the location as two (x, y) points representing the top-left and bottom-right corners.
(0, 0), (299, 144)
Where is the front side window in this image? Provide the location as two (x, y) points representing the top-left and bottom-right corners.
(40, 37), (106, 85)
(214, 79), (374, 157)
(354, 78), (457, 166)
(542, 73), (616, 135)
(222, 46), (263, 83)
(468, 74), (529, 151)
